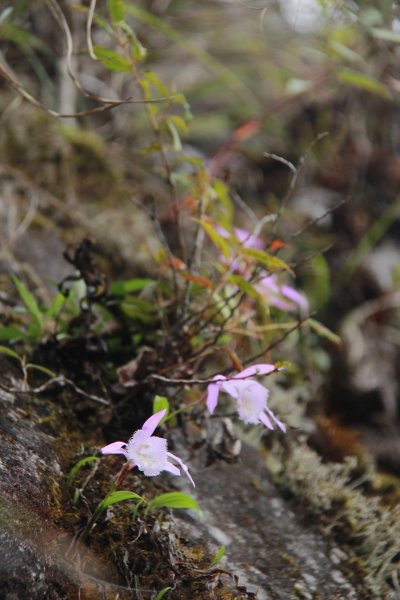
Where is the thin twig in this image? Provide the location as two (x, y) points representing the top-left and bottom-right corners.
(147, 367), (281, 386)
(269, 131), (329, 235)
(243, 316), (310, 366)
(263, 153), (297, 175)
(0, 376), (110, 405)
(0, 58), (172, 119)
(232, 189), (258, 222)
(292, 198), (346, 238)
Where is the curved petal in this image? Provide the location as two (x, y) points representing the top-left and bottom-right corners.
(236, 363), (276, 379)
(101, 441), (128, 456)
(258, 275), (280, 294)
(220, 379), (241, 399)
(280, 284), (309, 315)
(206, 381), (223, 414)
(222, 379), (267, 402)
(163, 461), (180, 476)
(259, 412), (274, 430)
(167, 451), (195, 487)
(141, 409), (166, 436)
(265, 406), (287, 433)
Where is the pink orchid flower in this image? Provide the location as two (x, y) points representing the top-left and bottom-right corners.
(257, 275), (309, 315)
(101, 409), (195, 486)
(206, 364), (286, 432)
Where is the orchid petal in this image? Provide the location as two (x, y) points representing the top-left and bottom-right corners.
(167, 452), (195, 487)
(280, 284), (309, 314)
(220, 379), (240, 398)
(236, 363), (276, 379)
(258, 275), (280, 294)
(265, 406), (287, 433)
(101, 441), (128, 456)
(206, 379), (224, 414)
(141, 409), (166, 436)
(163, 461), (180, 476)
(259, 412), (274, 430)
(234, 227), (264, 249)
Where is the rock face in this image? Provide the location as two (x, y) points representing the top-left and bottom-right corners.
(0, 361), (130, 600)
(173, 442), (361, 600)
(0, 358), (64, 599)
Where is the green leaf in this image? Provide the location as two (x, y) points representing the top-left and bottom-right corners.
(307, 318), (342, 348)
(144, 71), (169, 97)
(155, 588), (172, 600)
(166, 119), (182, 151)
(339, 194), (400, 284)
(139, 141), (161, 156)
(337, 68), (392, 99)
(211, 544), (226, 566)
(174, 93), (192, 121)
(147, 492), (200, 512)
(169, 115), (188, 133)
(43, 293), (66, 322)
(108, 0), (125, 22)
(153, 396), (169, 421)
(66, 455), (98, 488)
(194, 219), (231, 261)
(0, 326), (24, 342)
(110, 278), (153, 295)
(303, 254), (330, 309)
(120, 297), (157, 323)
(212, 180), (234, 222)
(131, 36), (147, 62)
(242, 248), (293, 275)
(26, 363), (57, 378)
(99, 490), (143, 507)
(226, 275), (263, 300)
(0, 345), (21, 362)
(73, 487), (81, 505)
(0, 6), (13, 27)
(328, 41), (363, 64)
(95, 490), (144, 516)
(371, 28), (400, 44)
(12, 275), (43, 329)
(93, 45), (131, 71)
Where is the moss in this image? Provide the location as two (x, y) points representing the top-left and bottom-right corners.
(274, 441), (400, 596)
